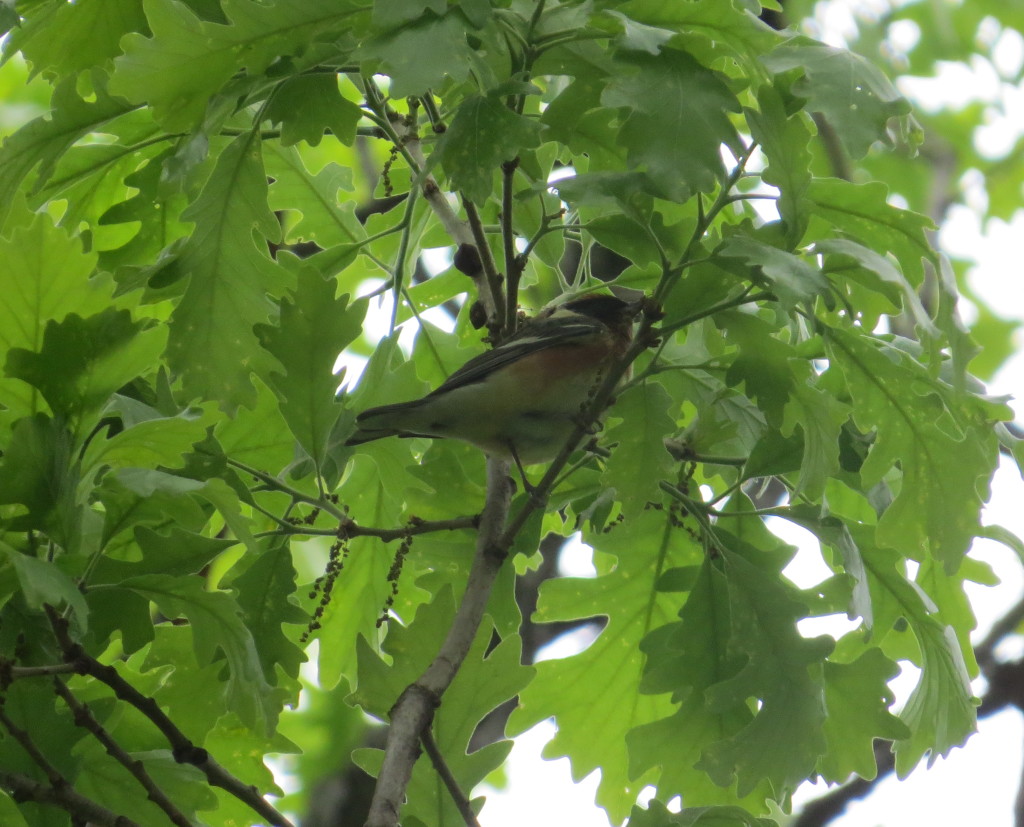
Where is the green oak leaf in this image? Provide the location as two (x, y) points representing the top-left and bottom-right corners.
(509, 509), (702, 823)
(111, 0), (366, 130)
(5, 308), (167, 438)
(717, 237), (828, 308)
(265, 74), (362, 147)
(98, 148), (193, 276)
(94, 468), (208, 550)
(231, 539), (307, 683)
(746, 84), (813, 247)
(0, 78), (134, 231)
(602, 48), (741, 202)
(602, 383), (677, 518)
(122, 573), (285, 734)
(360, 10), (475, 98)
(806, 179), (934, 288)
(696, 544), (833, 803)
(0, 213), (111, 359)
(4, 0), (148, 81)
(818, 649), (910, 782)
(372, 0), (446, 29)
(827, 328), (999, 571)
(763, 39), (916, 160)
(167, 131), (287, 412)
(266, 144), (366, 249)
(630, 561), (772, 812)
(0, 415), (81, 549)
(814, 238), (936, 338)
(850, 531), (977, 773)
(90, 526), (237, 584)
(256, 265), (366, 474)
(214, 375), (297, 475)
(627, 799), (775, 827)
(437, 93), (542, 203)
(780, 370), (850, 500)
(81, 411), (211, 483)
(1, 541), (89, 632)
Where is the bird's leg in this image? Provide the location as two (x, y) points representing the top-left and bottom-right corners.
(507, 443), (539, 498)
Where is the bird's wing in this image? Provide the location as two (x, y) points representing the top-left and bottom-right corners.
(427, 314), (607, 395)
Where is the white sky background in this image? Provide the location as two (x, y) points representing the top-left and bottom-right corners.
(478, 2), (1024, 826)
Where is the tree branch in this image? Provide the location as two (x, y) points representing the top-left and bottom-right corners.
(46, 610), (294, 827)
(255, 514), (480, 541)
(501, 157), (523, 333)
(364, 459), (513, 827)
(421, 728), (481, 827)
(462, 196), (507, 331)
(0, 769), (139, 827)
(52, 677), (193, 827)
(0, 661), (78, 683)
(0, 702), (70, 791)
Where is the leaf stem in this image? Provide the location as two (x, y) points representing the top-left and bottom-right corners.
(227, 458), (346, 521)
(389, 184), (422, 333)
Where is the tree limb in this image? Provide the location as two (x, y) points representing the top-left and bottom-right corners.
(0, 769), (139, 827)
(421, 728), (481, 827)
(46, 610), (294, 827)
(364, 459), (513, 827)
(52, 677), (193, 827)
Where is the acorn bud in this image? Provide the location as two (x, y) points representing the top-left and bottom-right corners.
(453, 243), (483, 278)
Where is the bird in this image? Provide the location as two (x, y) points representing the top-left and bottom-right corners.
(344, 293), (641, 470)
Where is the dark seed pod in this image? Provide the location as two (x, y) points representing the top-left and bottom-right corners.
(469, 300), (488, 329)
(453, 243), (483, 278)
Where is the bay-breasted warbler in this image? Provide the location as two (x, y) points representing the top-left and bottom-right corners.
(345, 293), (641, 466)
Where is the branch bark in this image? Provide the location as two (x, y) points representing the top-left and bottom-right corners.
(46, 610), (294, 827)
(0, 769), (139, 827)
(363, 459), (513, 827)
(52, 677), (193, 827)
(421, 728), (482, 827)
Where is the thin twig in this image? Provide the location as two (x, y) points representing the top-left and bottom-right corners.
(255, 514), (479, 541)
(52, 677), (193, 827)
(0, 662), (78, 682)
(975, 595), (1024, 675)
(0, 769), (139, 827)
(46, 610), (294, 827)
(421, 728), (482, 827)
(226, 458), (347, 521)
(463, 197), (507, 331)
(0, 702), (68, 790)
(501, 158), (522, 333)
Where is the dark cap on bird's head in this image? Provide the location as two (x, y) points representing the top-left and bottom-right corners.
(538, 292), (643, 329)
